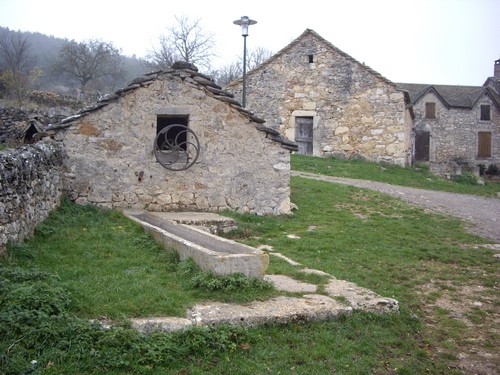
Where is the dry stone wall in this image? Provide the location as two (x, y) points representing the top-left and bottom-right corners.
(0, 141), (65, 252)
(0, 106), (73, 147)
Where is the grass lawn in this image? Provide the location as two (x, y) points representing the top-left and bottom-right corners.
(1, 158), (498, 374)
(291, 154), (500, 196)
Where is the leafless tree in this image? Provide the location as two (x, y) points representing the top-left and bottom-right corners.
(212, 47), (273, 86)
(145, 36), (178, 71)
(53, 39), (124, 92)
(149, 16), (216, 71)
(246, 46), (273, 70)
(211, 61), (242, 87)
(0, 29), (35, 104)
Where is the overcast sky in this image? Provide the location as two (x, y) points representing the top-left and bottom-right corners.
(1, 0), (498, 86)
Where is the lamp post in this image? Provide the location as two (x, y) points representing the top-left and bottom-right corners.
(233, 16), (257, 108)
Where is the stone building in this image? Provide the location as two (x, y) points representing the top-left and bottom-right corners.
(227, 29), (414, 166)
(398, 59), (500, 175)
(46, 62), (297, 215)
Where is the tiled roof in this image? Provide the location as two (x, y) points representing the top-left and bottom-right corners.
(397, 82), (500, 109)
(53, 62), (297, 151)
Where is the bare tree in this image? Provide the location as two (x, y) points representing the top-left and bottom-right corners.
(211, 61), (242, 87)
(212, 47), (273, 86)
(146, 36), (179, 71)
(53, 39), (124, 92)
(149, 16), (216, 71)
(0, 28), (35, 104)
(246, 46), (273, 70)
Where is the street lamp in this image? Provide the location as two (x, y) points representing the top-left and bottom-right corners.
(233, 16), (257, 108)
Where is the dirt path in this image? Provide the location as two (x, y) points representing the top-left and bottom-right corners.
(292, 171), (500, 243)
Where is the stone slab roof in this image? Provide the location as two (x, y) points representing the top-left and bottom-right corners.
(51, 62), (297, 151)
(397, 82), (500, 109)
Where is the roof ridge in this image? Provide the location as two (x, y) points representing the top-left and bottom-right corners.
(227, 29), (395, 87)
(54, 64), (297, 151)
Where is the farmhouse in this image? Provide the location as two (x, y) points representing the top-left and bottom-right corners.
(398, 59), (500, 175)
(46, 62), (297, 215)
(227, 29), (414, 166)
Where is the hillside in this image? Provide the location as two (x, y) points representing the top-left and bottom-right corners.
(0, 26), (150, 98)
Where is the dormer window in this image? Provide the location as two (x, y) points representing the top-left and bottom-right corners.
(308, 54), (314, 64)
(480, 105), (491, 121)
(425, 102), (436, 119)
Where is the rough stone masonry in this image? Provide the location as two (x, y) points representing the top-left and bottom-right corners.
(0, 141), (65, 252)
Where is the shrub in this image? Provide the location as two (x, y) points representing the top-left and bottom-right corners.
(451, 173), (480, 185)
(485, 164), (500, 176)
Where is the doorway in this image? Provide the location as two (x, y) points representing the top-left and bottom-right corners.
(414, 131), (430, 161)
(295, 116), (313, 155)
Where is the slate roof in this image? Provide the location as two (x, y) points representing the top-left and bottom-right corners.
(51, 62), (297, 151)
(397, 82), (500, 109)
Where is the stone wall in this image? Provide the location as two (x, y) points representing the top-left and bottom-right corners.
(0, 106), (73, 147)
(0, 141), (66, 252)
(229, 30), (412, 166)
(54, 70), (292, 215)
(413, 91), (500, 175)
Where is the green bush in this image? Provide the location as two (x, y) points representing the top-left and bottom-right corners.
(450, 173), (480, 185)
(485, 164), (500, 176)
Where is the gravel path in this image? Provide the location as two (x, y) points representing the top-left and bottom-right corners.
(292, 171), (500, 243)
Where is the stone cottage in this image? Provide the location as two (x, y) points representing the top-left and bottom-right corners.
(398, 59), (500, 175)
(46, 62), (297, 215)
(227, 29), (414, 166)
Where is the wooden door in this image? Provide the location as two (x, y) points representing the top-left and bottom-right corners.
(414, 131), (430, 161)
(295, 117), (313, 155)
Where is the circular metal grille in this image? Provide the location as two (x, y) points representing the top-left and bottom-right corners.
(154, 124), (200, 171)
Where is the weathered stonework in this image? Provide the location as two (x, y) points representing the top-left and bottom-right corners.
(0, 141), (65, 252)
(0, 106), (73, 147)
(399, 79), (500, 176)
(227, 29), (413, 166)
(49, 65), (295, 215)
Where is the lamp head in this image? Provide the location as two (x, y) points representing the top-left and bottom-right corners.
(233, 16), (257, 36)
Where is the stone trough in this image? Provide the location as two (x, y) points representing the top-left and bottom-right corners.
(123, 210), (269, 278)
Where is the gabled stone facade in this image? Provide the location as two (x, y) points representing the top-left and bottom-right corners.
(227, 29), (413, 166)
(398, 60), (500, 175)
(47, 63), (297, 215)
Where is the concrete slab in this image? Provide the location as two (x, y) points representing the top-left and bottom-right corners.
(187, 295), (353, 327)
(264, 274), (317, 293)
(130, 295), (353, 334)
(126, 273), (399, 334)
(325, 279), (399, 313)
(131, 317), (193, 334)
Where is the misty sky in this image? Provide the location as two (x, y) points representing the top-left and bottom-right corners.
(0, 0), (499, 86)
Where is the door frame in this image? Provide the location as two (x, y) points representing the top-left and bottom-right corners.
(287, 110), (319, 156)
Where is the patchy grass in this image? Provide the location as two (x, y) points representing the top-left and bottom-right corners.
(1, 174), (498, 373)
(222, 177), (499, 374)
(291, 154), (500, 196)
(2, 199), (278, 320)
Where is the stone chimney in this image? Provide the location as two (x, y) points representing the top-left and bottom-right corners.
(495, 58), (500, 80)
